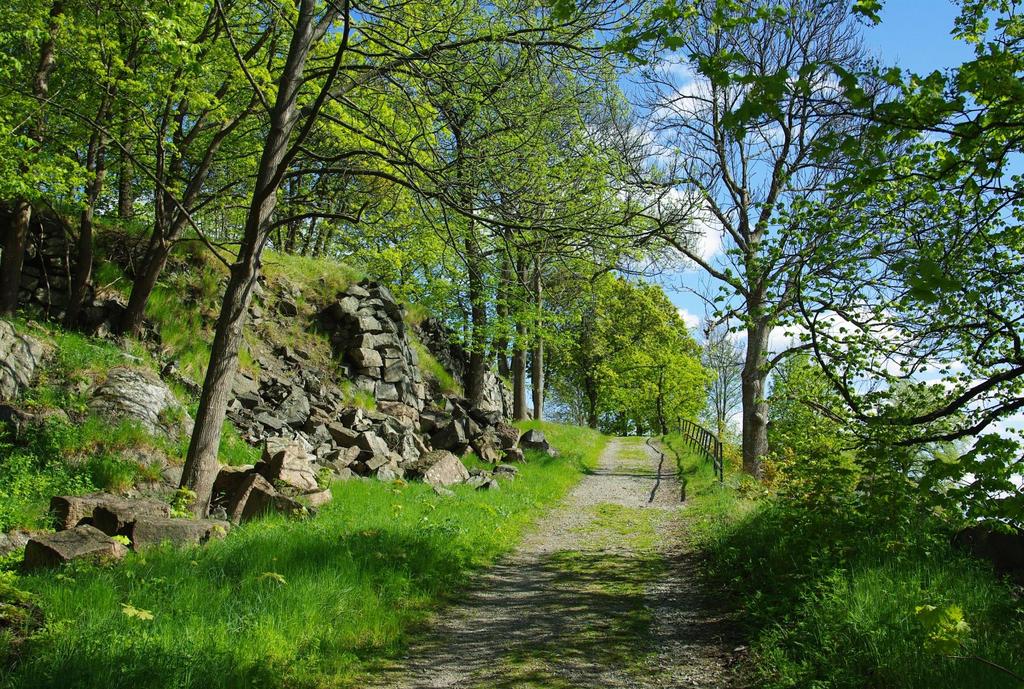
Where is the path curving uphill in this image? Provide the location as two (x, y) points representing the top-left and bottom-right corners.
(365, 437), (741, 689)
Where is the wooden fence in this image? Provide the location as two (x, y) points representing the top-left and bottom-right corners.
(677, 417), (724, 483)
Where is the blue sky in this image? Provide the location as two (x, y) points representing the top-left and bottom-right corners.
(666, 0), (976, 338)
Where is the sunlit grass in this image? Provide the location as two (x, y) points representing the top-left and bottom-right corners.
(2, 424), (607, 689)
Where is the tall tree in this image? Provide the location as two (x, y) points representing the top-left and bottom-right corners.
(0, 1), (64, 316)
(641, 0), (866, 475)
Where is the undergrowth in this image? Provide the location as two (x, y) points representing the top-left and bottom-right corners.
(0, 423), (606, 689)
(662, 433), (1024, 689)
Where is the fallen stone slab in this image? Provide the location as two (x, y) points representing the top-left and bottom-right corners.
(127, 517), (230, 550)
(50, 493), (110, 530)
(23, 525), (128, 570)
(92, 498), (172, 537)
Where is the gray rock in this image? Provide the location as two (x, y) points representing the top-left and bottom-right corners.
(520, 429), (558, 456)
(493, 464), (519, 476)
(415, 450), (470, 487)
(356, 431), (390, 457)
(88, 367), (192, 436)
(280, 389), (311, 426)
(432, 484), (455, 498)
(351, 348), (383, 369)
(0, 529), (32, 557)
(471, 428), (503, 463)
(256, 438), (319, 492)
(23, 525), (128, 570)
(127, 517), (230, 549)
(327, 422), (360, 447)
(300, 488), (333, 509)
(0, 321), (44, 401)
(503, 447), (526, 463)
(431, 420), (468, 454)
(494, 422), (520, 450)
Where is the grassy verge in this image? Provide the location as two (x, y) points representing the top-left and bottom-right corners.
(1, 423), (606, 689)
(662, 433), (1024, 689)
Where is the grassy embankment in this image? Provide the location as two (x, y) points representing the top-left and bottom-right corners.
(1, 422), (606, 689)
(662, 433), (1024, 689)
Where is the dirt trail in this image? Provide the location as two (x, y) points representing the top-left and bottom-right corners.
(365, 437), (741, 689)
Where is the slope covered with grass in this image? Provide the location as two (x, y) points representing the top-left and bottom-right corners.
(1, 423), (606, 689)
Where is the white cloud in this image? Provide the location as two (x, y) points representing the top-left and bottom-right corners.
(677, 308), (700, 330)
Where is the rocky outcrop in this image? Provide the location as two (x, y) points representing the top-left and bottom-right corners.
(23, 525), (127, 570)
(0, 321), (43, 401)
(318, 282), (425, 416)
(412, 316), (512, 417)
(88, 367), (193, 437)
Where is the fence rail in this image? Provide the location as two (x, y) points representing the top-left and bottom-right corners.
(677, 417), (724, 483)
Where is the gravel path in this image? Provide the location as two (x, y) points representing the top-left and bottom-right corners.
(364, 437), (741, 689)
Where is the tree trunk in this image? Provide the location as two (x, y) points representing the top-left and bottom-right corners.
(0, 1), (62, 316)
(512, 320), (528, 420)
(181, 0), (324, 515)
(117, 122), (134, 219)
(120, 235), (172, 336)
(585, 375), (599, 429)
(494, 256), (510, 378)
(0, 201), (32, 316)
(464, 234), (486, 406)
(741, 321), (770, 477)
(531, 257), (544, 420)
(66, 153), (108, 326)
(67, 94), (114, 327)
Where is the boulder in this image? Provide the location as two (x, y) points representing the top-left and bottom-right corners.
(503, 447), (526, 463)
(127, 517), (230, 549)
(493, 422), (520, 450)
(431, 420), (468, 454)
(493, 464), (519, 477)
(0, 321), (44, 402)
(355, 431), (390, 457)
(211, 465), (256, 504)
(228, 474), (307, 523)
(279, 389), (311, 427)
(88, 367), (192, 436)
(327, 422), (360, 447)
(414, 450), (470, 487)
(256, 438), (319, 492)
(224, 473), (273, 523)
(301, 488), (333, 509)
(471, 429), (503, 463)
(0, 529), (32, 557)
(92, 497), (173, 537)
(519, 429), (558, 457)
(23, 525), (127, 570)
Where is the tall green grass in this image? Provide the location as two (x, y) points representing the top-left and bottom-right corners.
(1, 423), (606, 689)
(662, 433), (1024, 689)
